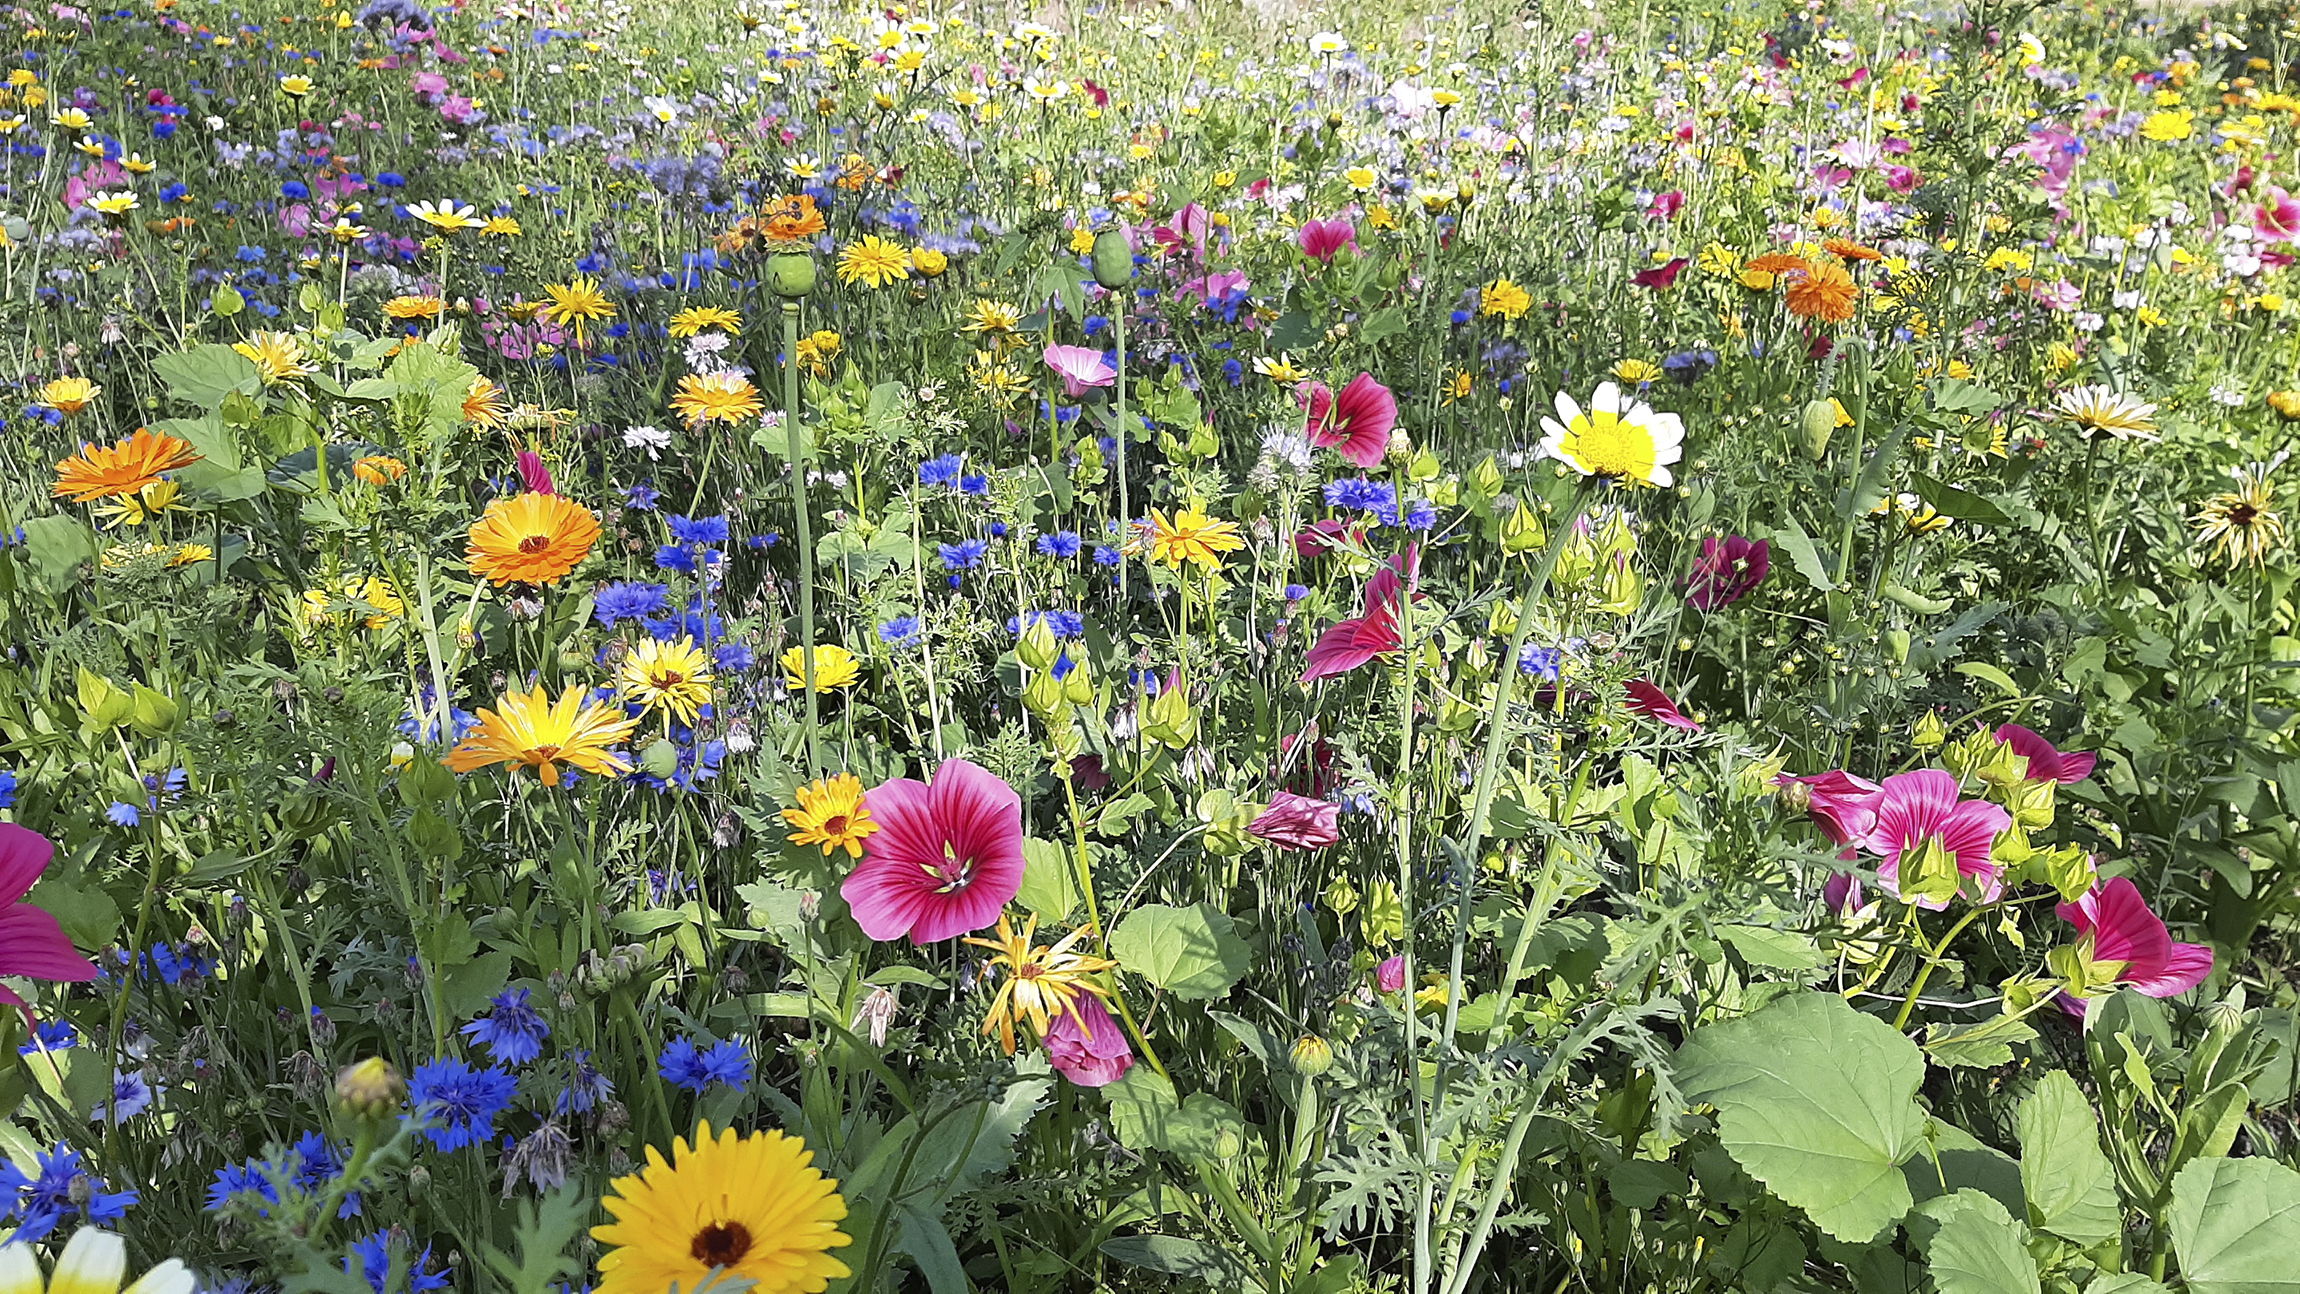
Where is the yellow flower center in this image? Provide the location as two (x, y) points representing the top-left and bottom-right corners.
(1568, 412), (1654, 478)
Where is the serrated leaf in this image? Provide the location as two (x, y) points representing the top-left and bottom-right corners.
(2167, 1156), (2300, 1294)
(1675, 992), (1927, 1243)
(2017, 1071), (2120, 1246)
(153, 344), (264, 410)
(1838, 427), (1909, 522)
(1914, 1189), (2040, 1294)
(1923, 1013), (2039, 1069)
(1110, 902), (1248, 1001)
(1100, 1235), (1244, 1282)
(1771, 517), (1836, 592)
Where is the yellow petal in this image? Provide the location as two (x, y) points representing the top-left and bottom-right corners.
(50, 1231), (125, 1294)
(0, 1243), (46, 1294)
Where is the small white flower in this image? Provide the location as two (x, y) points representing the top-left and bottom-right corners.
(622, 425), (672, 459)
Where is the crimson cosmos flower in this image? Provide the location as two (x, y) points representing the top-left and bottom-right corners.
(1246, 791), (1341, 851)
(1301, 549), (1418, 683)
(1684, 535), (1770, 610)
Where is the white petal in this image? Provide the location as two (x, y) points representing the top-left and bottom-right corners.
(0, 1243), (45, 1294)
(1590, 382), (1622, 418)
(122, 1261), (192, 1294)
(1646, 463), (1675, 487)
(1550, 390), (1582, 427)
(50, 1231), (125, 1294)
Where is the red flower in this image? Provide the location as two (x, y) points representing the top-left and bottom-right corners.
(1301, 373), (1397, 469)
(1631, 257), (1689, 289)
(1860, 770), (2011, 909)
(1624, 678), (1700, 731)
(1293, 518), (1365, 559)
(840, 759), (1025, 945)
(0, 826), (98, 1022)
(1296, 216), (1357, 262)
(1779, 770), (1884, 848)
(515, 449), (555, 495)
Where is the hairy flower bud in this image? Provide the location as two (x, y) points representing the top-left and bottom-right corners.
(1290, 1034), (1335, 1076)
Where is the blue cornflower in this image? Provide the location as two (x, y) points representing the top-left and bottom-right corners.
(554, 1049), (615, 1117)
(653, 544), (698, 573)
(105, 801), (140, 827)
(623, 482), (661, 510)
(349, 1232), (453, 1294)
(592, 581), (671, 627)
(0, 1142), (136, 1242)
(666, 514), (730, 546)
(1036, 531), (1082, 558)
(1008, 610), (1086, 639)
(918, 454), (963, 487)
(713, 643), (754, 673)
(460, 988), (550, 1066)
(1519, 646), (1563, 681)
(879, 616), (923, 649)
(958, 473), (990, 496)
(938, 539), (989, 570)
(406, 1058), (518, 1152)
(1324, 478), (1395, 512)
(657, 1037), (752, 1093)
(1662, 348), (1718, 383)
(289, 1132), (362, 1218)
(1093, 545), (1123, 567)
(207, 1161), (278, 1214)
(1404, 498), (1438, 530)
(17, 1020), (73, 1055)
(0, 769), (16, 809)
(100, 1070), (157, 1121)
(1284, 584), (1309, 601)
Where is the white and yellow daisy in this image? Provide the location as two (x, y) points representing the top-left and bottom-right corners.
(0, 1228), (195, 1294)
(1538, 381), (1686, 487)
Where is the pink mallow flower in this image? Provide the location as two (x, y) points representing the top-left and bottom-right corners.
(1045, 994), (1133, 1087)
(1376, 955), (1407, 994)
(1859, 770), (2012, 909)
(2254, 186), (2300, 243)
(1624, 679), (1700, 731)
(1247, 792), (1340, 851)
(1300, 372), (1397, 470)
(1297, 216), (1357, 262)
(0, 825), (98, 1022)
(1780, 770), (1885, 850)
(1301, 550), (1416, 683)
(1042, 344), (1115, 398)
(1684, 535), (1770, 610)
(2054, 877), (2212, 1012)
(1993, 723), (2097, 785)
(840, 758), (1025, 945)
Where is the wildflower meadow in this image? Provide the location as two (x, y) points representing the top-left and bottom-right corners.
(1, 0), (2299, 1288)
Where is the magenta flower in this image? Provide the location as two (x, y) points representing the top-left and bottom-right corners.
(1646, 190), (1685, 221)
(1822, 872), (1865, 917)
(1045, 995), (1133, 1088)
(1376, 955), (1406, 994)
(1994, 724), (2097, 785)
(1297, 216), (1357, 262)
(1780, 770), (1885, 848)
(1151, 202), (1212, 262)
(0, 825), (98, 1023)
(515, 450), (555, 496)
(1684, 535), (1770, 610)
(2055, 877), (2213, 1009)
(1859, 770), (2012, 908)
(2254, 186), (2300, 243)
(1631, 257), (1689, 289)
(1247, 792), (1340, 851)
(1301, 551), (1415, 683)
(1301, 372), (1397, 470)
(1043, 344), (1116, 398)
(841, 758), (1025, 945)
(1624, 679), (1700, 731)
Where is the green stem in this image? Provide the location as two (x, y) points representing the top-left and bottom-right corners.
(783, 301), (820, 777)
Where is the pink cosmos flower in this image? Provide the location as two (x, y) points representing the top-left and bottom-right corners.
(1684, 535), (1770, 610)
(1860, 770), (2012, 909)
(1297, 216), (1357, 262)
(2055, 877), (2213, 1010)
(1780, 770), (1885, 848)
(1301, 551), (1417, 683)
(1993, 724), (2096, 785)
(2254, 187), (2300, 243)
(1247, 792), (1340, 851)
(1883, 164), (1921, 194)
(1042, 344), (1115, 397)
(0, 825), (98, 1023)
(1376, 955), (1407, 994)
(410, 71), (450, 96)
(1045, 994), (1133, 1087)
(1151, 202), (1211, 261)
(841, 758), (1025, 945)
(1647, 191), (1686, 220)
(1624, 679), (1700, 731)
(1301, 373), (1397, 470)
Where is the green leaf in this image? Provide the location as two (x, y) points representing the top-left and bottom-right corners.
(438, 951), (515, 1018)
(2168, 1156), (2300, 1294)
(26, 876), (119, 948)
(1358, 307), (1408, 343)
(1772, 516), (1837, 592)
(1015, 837), (1079, 925)
(892, 1206), (968, 1294)
(1675, 992), (1927, 1242)
(1923, 1013), (2040, 1070)
(1930, 378), (2006, 414)
(1911, 472), (2013, 528)
(1838, 427), (1909, 523)
(152, 344), (264, 411)
(211, 284), (245, 317)
(2017, 1071), (2120, 1246)
(1954, 662), (2023, 697)
(1109, 902), (1249, 1001)
(2086, 1277), (2172, 1294)
(475, 1185), (590, 1294)
(1100, 1235), (1244, 1283)
(906, 1077), (1052, 1210)
(1906, 1119), (2025, 1219)
(19, 516), (97, 592)
(1914, 1189), (2041, 1294)
(1104, 1067), (1180, 1154)
(1718, 924), (1823, 971)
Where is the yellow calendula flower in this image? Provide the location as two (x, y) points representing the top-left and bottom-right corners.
(540, 274), (616, 346)
(232, 331), (317, 385)
(592, 1122), (850, 1294)
(618, 635), (715, 725)
(444, 683), (638, 786)
(962, 914), (1118, 1054)
(480, 215), (522, 238)
(671, 372), (764, 427)
(836, 234), (910, 288)
(782, 644), (860, 692)
(1128, 504), (1246, 570)
(667, 305), (741, 338)
(1480, 277), (1531, 320)
(39, 375), (100, 415)
(91, 480), (181, 529)
(779, 772), (878, 858)
(1612, 358), (1663, 385)
(962, 300), (1023, 335)
(1252, 355), (1309, 384)
(910, 246), (949, 277)
(2140, 109), (2194, 142)
(1067, 225), (1096, 255)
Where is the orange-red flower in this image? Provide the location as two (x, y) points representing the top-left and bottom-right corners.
(52, 428), (201, 502)
(1782, 259), (1859, 322)
(465, 492), (600, 586)
(762, 193), (826, 244)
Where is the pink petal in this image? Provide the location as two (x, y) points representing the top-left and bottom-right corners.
(2129, 941), (2214, 997)
(0, 825), (55, 907)
(0, 904), (98, 983)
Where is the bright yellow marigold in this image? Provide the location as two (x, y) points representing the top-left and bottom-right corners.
(1127, 504), (1245, 570)
(39, 376), (99, 415)
(444, 683), (638, 786)
(671, 372), (764, 427)
(592, 1121), (851, 1294)
(781, 644), (860, 692)
(667, 306), (742, 338)
(780, 773), (878, 859)
(617, 635), (715, 725)
(836, 234), (910, 288)
(465, 492), (600, 586)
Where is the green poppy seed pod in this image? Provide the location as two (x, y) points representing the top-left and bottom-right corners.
(1799, 399), (1838, 460)
(334, 1057), (406, 1121)
(1090, 228), (1133, 290)
(1291, 1035), (1335, 1076)
(767, 251), (817, 298)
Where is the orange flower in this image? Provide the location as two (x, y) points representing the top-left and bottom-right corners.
(464, 376), (510, 428)
(353, 455), (407, 485)
(466, 492), (600, 586)
(52, 428), (201, 502)
(1823, 236), (1883, 262)
(1782, 259), (1859, 322)
(1743, 252), (1807, 275)
(762, 193), (826, 244)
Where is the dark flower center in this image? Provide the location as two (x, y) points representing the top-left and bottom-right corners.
(690, 1222), (753, 1268)
(2230, 503), (2258, 526)
(823, 814), (848, 835)
(518, 534), (551, 554)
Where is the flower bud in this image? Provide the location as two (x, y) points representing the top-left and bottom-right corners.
(1911, 711), (1947, 749)
(1016, 617), (1060, 670)
(767, 251), (817, 298)
(334, 1057), (406, 1120)
(1799, 399), (1839, 460)
(1291, 1034), (1335, 1076)
(1090, 228), (1133, 290)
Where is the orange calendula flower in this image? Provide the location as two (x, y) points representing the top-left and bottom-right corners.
(671, 372), (764, 427)
(53, 428), (201, 502)
(463, 376), (510, 428)
(760, 192), (826, 245)
(352, 455), (407, 485)
(1782, 259), (1859, 322)
(779, 773), (878, 858)
(1823, 236), (1883, 262)
(444, 682), (638, 786)
(465, 492), (600, 586)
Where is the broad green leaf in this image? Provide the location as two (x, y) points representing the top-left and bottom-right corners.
(2017, 1071), (2120, 1245)
(1911, 472), (2012, 528)
(1955, 662), (2023, 697)
(438, 951), (515, 1018)
(1771, 517), (1836, 592)
(1110, 902), (1249, 1001)
(1104, 1067), (1180, 1154)
(1015, 836), (1079, 924)
(1907, 1120), (2024, 1219)
(20, 516), (97, 592)
(2087, 1277), (2172, 1294)
(1838, 426), (1909, 522)
(1930, 378), (2006, 414)
(1914, 1189), (2041, 1294)
(1675, 991), (1927, 1242)
(892, 1205), (967, 1294)
(1100, 1235), (1244, 1283)
(152, 344), (264, 411)
(1718, 924), (1823, 971)
(906, 1077), (1051, 1210)
(1923, 1013), (2040, 1070)
(2167, 1156), (2300, 1294)
(26, 876), (119, 948)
